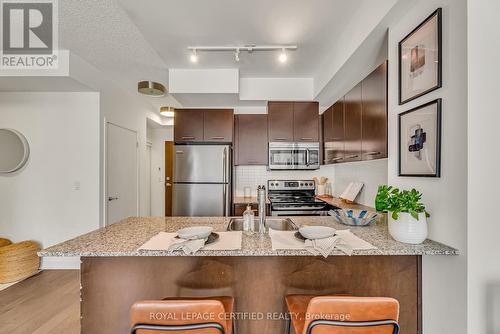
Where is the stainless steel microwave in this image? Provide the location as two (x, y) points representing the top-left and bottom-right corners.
(268, 142), (320, 170)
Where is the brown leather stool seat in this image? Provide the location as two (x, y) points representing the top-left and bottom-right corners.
(131, 296), (234, 334)
(285, 295), (399, 334)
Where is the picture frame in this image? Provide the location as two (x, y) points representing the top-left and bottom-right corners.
(399, 8), (442, 105)
(398, 99), (442, 177)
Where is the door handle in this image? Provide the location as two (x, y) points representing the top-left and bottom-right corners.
(274, 138), (288, 141)
(211, 136), (224, 140)
(346, 154), (359, 159)
(108, 196), (119, 201)
(365, 151), (381, 156)
(181, 136), (195, 140)
(306, 149), (310, 167)
(165, 183), (172, 187)
(300, 137), (313, 141)
(175, 150), (184, 154)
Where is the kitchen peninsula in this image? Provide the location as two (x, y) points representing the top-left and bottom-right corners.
(40, 216), (456, 334)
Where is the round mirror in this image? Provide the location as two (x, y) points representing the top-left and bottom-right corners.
(0, 129), (30, 174)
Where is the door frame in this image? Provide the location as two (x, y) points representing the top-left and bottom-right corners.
(164, 141), (174, 216)
(103, 119), (140, 226)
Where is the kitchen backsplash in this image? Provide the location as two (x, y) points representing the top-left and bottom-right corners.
(234, 159), (388, 207)
(234, 165), (335, 197)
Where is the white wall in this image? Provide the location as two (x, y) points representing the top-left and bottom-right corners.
(169, 69), (239, 94)
(331, 159), (388, 207)
(467, 1), (500, 333)
(387, 1), (467, 333)
(147, 126), (174, 216)
(239, 78), (313, 101)
(0, 92), (100, 268)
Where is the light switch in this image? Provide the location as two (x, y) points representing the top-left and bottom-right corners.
(74, 181), (81, 190)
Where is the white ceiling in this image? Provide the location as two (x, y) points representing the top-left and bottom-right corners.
(52, 0), (398, 109)
(118, 0), (371, 78)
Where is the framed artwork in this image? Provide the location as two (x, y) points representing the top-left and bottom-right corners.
(398, 99), (441, 177)
(399, 8), (442, 105)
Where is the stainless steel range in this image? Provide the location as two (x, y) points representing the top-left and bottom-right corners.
(268, 180), (332, 216)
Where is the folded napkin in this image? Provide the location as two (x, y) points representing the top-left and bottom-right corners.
(269, 228), (376, 257)
(138, 231), (243, 255)
(168, 237), (206, 255)
(305, 235), (352, 257)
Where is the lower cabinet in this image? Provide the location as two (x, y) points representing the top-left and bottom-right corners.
(233, 203), (258, 216)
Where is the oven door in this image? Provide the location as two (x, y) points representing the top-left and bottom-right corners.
(271, 210), (329, 216)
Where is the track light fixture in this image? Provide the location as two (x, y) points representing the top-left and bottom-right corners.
(190, 49), (198, 63)
(187, 45), (296, 64)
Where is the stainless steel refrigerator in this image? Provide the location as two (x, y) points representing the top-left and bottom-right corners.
(172, 145), (231, 216)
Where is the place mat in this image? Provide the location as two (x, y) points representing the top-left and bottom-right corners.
(138, 231), (242, 252)
(269, 228), (376, 256)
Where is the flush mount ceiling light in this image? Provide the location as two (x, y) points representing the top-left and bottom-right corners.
(187, 44), (297, 63)
(137, 81), (166, 97)
(160, 106), (175, 117)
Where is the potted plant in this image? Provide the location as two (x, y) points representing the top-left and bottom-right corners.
(375, 185), (430, 244)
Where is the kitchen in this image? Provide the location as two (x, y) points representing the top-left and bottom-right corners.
(0, 0), (497, 334)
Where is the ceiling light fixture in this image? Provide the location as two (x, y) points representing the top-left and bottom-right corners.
(187, 45), (297, 63)
(190, 49), (198, 63)
(160, 106), (175, 117)
(137, 81), (166, 97)
(279, 48), (287, 63)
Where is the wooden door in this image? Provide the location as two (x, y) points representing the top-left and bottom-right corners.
(164, 141), (173, 216)
(267, 102), (294, 142)
(235, 114), (268, 165)
(324, 99), (345, 164)
(203, 109), (234, 142)
(344, 83), (362, 162)
(293, 101), (319, 141)
(362, 61), (388, 160)
(174, 109), (204, 142)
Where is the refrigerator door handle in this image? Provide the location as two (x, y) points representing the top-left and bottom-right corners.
(222, 147), (227, 216)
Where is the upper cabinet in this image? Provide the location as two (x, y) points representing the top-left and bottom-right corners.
(344, 82), (363, 162)
(323, 61), (387, 165)
(234, 114), (268, 165)
(267, 102), (294, 142)
(323, 99), (345, 164)
(203, 109), (234, 142)
(174, 109), (234, 143)
(361, 61), (388, 160)
(268, 101), (319, 142)
(293, 102), (320, 142)
(174, 109), (204, 142)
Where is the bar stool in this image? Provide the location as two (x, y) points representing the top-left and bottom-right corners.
(285, 295), (399, 334)
(131, 296), (234, 334)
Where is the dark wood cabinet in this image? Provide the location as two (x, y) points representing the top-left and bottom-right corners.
(267, 102), (294, 142)
(203, 109), (234, 142)
(174, 109), (204, 142)
(174, 109), (234, 143)
(323, 99), (345, 164)
(268, 101), (319, 142)
(344, 83), (363, 162)
(233, 203), (258, 216)
(293, 102), (320, 141)
(234, 114), (268, 165)
(361, 62), (387, 160)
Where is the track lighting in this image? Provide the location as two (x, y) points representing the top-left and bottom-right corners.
(279, 48), (287, 63)
(190, 49), (198, 63)
(187, 45), (296, 64)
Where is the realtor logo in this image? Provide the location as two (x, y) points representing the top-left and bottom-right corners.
(0, 0), (59, 70)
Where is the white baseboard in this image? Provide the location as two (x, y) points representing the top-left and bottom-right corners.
(41, 256), (81, 269)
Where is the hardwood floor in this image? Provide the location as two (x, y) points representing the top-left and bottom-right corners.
(0, 270), (80, 334)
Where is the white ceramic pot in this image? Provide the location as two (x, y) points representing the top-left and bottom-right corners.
(388, 212), (428, 244)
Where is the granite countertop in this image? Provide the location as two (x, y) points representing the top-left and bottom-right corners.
(39, 216), (458, 257)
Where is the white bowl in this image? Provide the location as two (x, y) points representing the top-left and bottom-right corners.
(177, 226), (213, 240)
(299, 226), (336, 240)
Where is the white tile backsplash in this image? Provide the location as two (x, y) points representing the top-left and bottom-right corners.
(234, 159), (388, 207)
